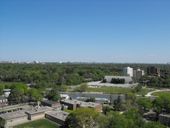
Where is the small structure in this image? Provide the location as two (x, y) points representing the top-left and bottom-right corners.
(61, 99), (102, 112)
(0, 96), (8, 107)
(41, 100), (61, 109)
(25, 106), (52, 121)
(0, 104), (31, 114)
(0, 111), (29, 128)
(3, 89), (11, 97)
(123, 67), (134, 77)
(147, 66), (160, 76)
(104, 76), (133, 84)
(45, 110), (69, 126)
(159, 114), (170, 127)
(143, 111), (157, 121)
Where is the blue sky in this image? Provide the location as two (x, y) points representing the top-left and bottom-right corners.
(0, 0), (170, 63)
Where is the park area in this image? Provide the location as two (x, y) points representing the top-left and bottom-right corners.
(14, 119), (59, 128)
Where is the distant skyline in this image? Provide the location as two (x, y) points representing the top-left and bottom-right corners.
(0, 0), (170, 63)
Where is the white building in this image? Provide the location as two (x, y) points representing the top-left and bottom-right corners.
(133, 68), (145, 80)
(123, 67), (133, 77)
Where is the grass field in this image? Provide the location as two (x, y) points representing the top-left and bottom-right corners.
(152, 91), (170, 96)
(86, 86), (133, 94)
(14, 119), (59, 128)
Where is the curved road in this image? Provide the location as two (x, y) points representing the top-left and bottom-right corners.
(145, 89), (170, 97)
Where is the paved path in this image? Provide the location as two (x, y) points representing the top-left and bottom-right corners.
(145, 89), (170, 97)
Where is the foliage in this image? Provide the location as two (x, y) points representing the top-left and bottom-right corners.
(47, 88), (60, 101)
(143, 122), (166, 128)
(86, 86), (133, 94)
(153, 93), (170, 113)
(75, 84), (88, 92)
(14, 119), (59, 128)
(28, 88), (43, 102)
(64, 108), (100, 128)
(137, 98), (153, 112)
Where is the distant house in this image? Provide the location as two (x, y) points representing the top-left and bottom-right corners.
(147, 66), (160, 76)
(45, 110), (69, 126)
(123, 67), (133, 77)
(3, 89), (11, 97)
(0, 96), (8, 107)
(104, 76), (133, 84)
(60, 99), (102, 112)
(159, 114), (170, 127)
(0, 111), (29, 128)
(41, 100), (61, 110)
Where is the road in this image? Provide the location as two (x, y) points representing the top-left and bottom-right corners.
(145, 89), (170, 97)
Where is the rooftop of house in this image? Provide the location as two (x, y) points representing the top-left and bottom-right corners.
(0, 111), (27, 120)
(0, 104), (31, 113)
(42, 100), (60, 105)
(159, 114), (170, 118)
(0, 96), (7, 100)
(61, 99), (101, 108)
(46, 110), (69, 121)
(26, 106), (52, 115)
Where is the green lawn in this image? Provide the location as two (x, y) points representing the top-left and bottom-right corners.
(86, 86), (133, 94)
(14, 119), (59, 128)
(152, 91), (170, 96)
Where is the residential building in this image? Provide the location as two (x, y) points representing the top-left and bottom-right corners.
(147, 66), (160, 76)
(0, 96), (8, 107)
(41, 100), (61, 110)
(133, 68), (145, 80)
(104, 76), (133, 84)
(60, 99), (102, 112)
(45, 110), (69, 126)
(159, 114), (170, 127)
(123, 67), (133, 77)
(0, 111), (29, 128)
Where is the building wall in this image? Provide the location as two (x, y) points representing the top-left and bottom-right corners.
(123, 67), (133, 77)
(159, 114), (170, 127)
(28, 113), (45, 121)
(45, 114), (64, 125)
(4, 116), (29, 128)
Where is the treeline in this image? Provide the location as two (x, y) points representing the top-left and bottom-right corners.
(0, 63), (120, 87)
(0, 63), (170, 88)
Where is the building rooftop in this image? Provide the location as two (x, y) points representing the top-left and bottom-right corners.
(0, 111), (26, 120)
(46, 110), (69, 121)
(26, 106), (52, 115)
(159, 114), (170, 118)
(61, 99), (100, 108)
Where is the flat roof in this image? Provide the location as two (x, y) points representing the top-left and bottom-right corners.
(61, 99), (101, 108)
(159, 114), (170, 118)
(0, 104), (31, 112)
(26, 106), (52, 115)
(0, 111), (26, 120)
(46, 111), (69, 121)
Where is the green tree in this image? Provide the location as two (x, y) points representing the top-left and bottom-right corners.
(28, 88), (43, 102)
(144, 122), (166, 128)
(64, 108), (100, 128)
(0, 84), (4, 95)
(47, 88), (60, 101)
(137, 98), (152, 112)
(8, 89), (25, 104)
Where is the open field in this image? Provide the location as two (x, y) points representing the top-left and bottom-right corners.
(152, 91), (170, 96)
(86, 86), (133, 94)
(14, 119), (59, 128)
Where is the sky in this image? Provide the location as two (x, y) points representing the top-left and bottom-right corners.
(0, 0), (170, 63)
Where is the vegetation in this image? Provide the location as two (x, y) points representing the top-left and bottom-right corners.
(64, 108), (166, 128)
(86, 86), (133, 94)
(14, 119), (59, 128)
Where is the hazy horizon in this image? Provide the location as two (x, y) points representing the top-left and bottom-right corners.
(1, 0), (170, 63)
